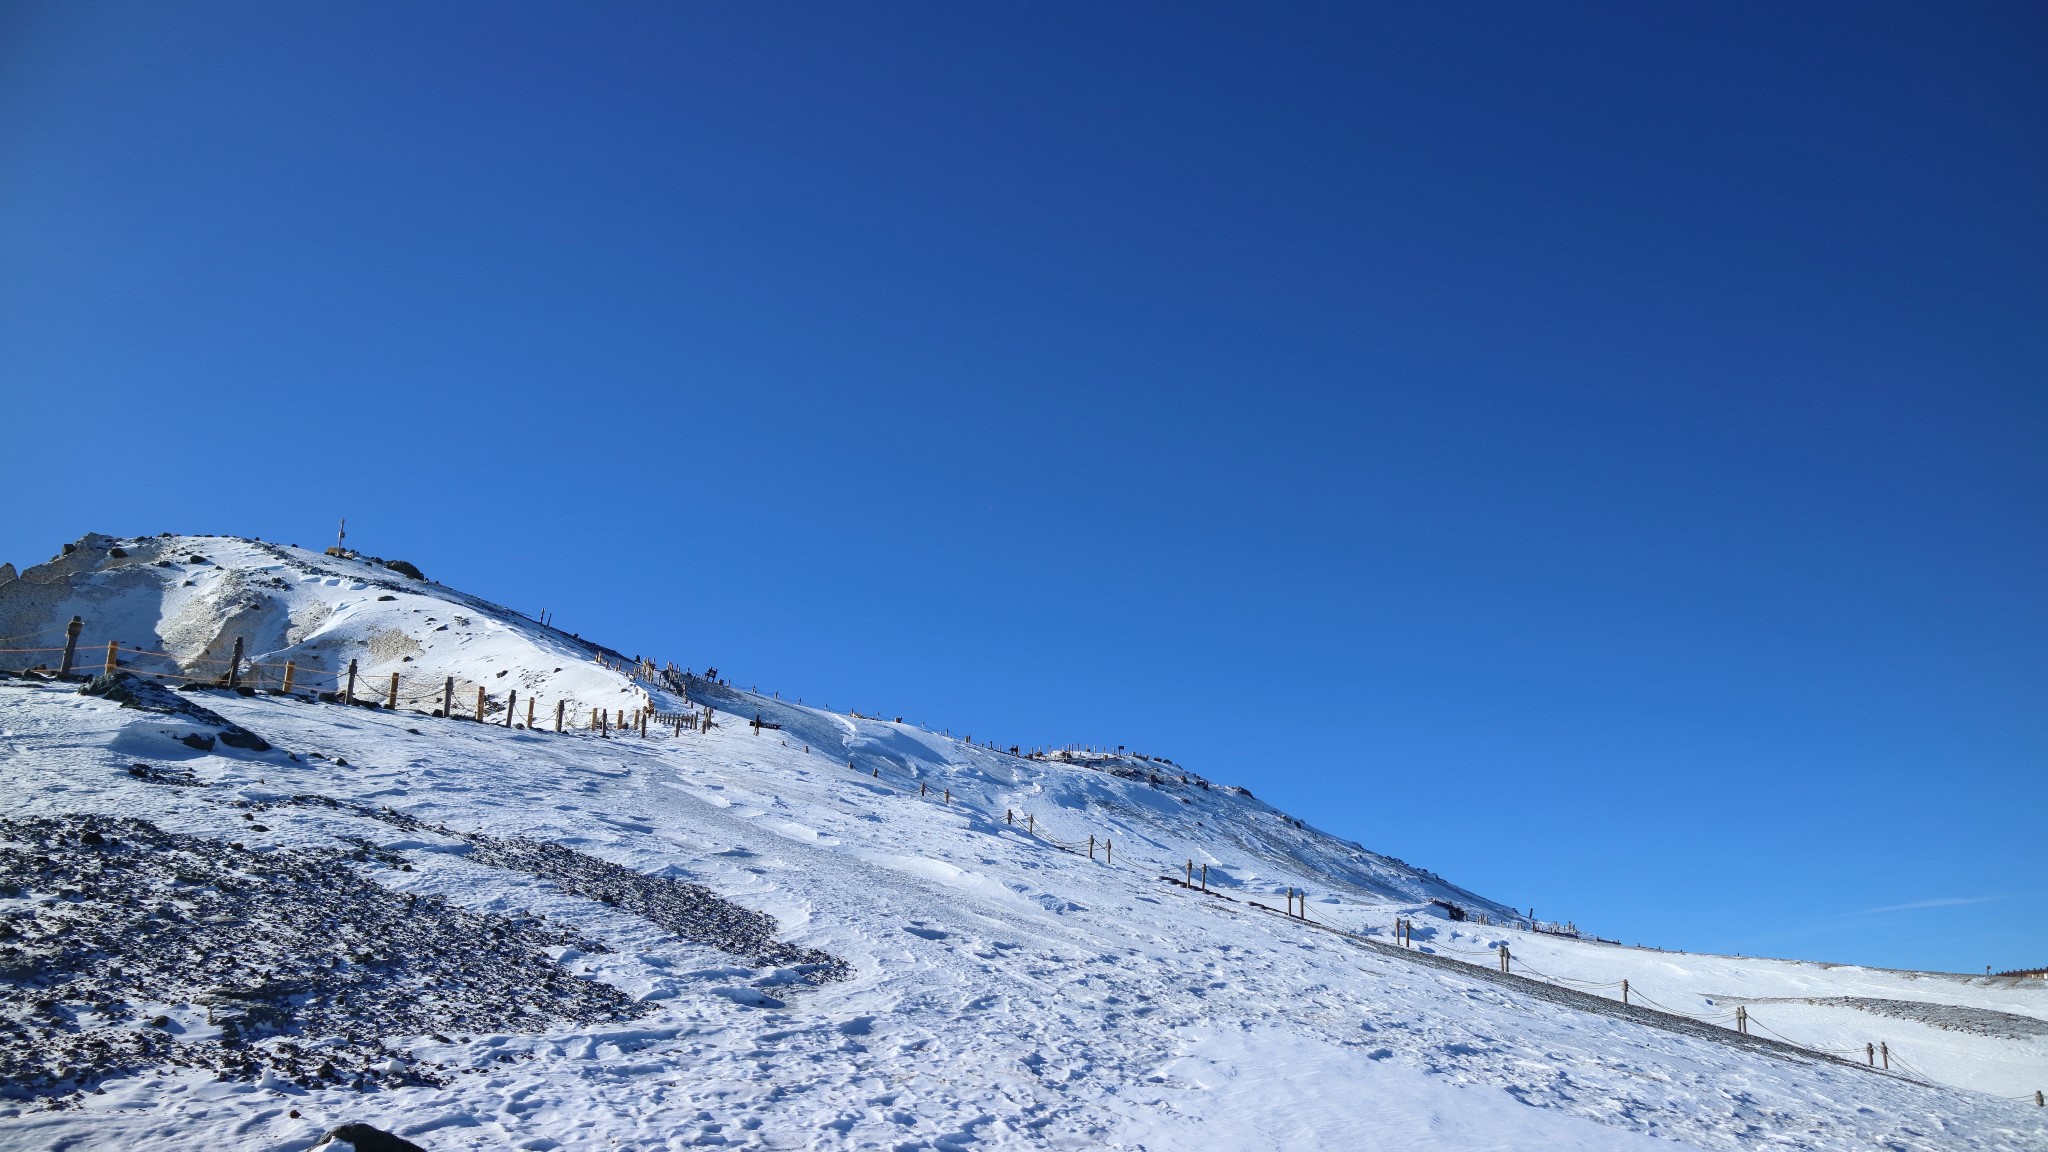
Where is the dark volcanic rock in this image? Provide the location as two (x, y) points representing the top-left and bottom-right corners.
(319, 1123), (427, 1152)
(79, 672), (271, 752)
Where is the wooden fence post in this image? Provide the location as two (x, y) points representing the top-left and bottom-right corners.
(527, 696), (535, 728)
(1866, 1043), (1875, 1066)
(1027, 814), (1034, 834)
(1621, 978), (1629, 1006)
(1879, 1042), (1888, 1070)
(638, 710), (646, 737)
(475, 686), (486, 722)
(442, 677), (453, 717)
(346, 659), (358, 704)
(387, 672), (399, 709)
(1736, 1006), (1748, 1035)
(1499, 943), (1509, 973)
(556, 700), (565, 732)
(591, 707), (599, 729)
(59, 616), (82, 678)
(228, 637), (243, 688)
(1200, 864), (1207, 892)
(1186, 860), (1193, 887)
(1089, 835), (1096, 860)
(283, 661), (296, 695)
(103, 640), (118, 676)
(1105, 839), (1112, 865)
(943, 788), (950, 804)
(505, 688), (517, 727)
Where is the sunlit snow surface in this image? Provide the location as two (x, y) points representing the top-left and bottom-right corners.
(0, 537), (2043, 1150)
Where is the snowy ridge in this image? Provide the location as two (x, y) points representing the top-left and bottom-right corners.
(0, 533), (672, 724)
(679, 675), (1517, 919)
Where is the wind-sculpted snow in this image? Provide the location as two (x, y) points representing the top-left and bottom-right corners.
(0, 814), (644, 1107)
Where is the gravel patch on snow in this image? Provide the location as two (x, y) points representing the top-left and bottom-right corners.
(0, 813), (646, 1109)
(265, 794), (853, 984)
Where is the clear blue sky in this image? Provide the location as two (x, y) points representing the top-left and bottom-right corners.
(3, 2), (2042, 973)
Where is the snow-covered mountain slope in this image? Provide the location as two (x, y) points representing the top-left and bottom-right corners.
(0, 533), (1513, 920)
(2, 534), (2043, 1151)
(0, 533), (671, 723)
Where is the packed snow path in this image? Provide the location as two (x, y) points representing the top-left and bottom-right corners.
(1, 679), (2043, 1151)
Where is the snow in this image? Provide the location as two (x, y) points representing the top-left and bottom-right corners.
(1, 535), (2044, 1150)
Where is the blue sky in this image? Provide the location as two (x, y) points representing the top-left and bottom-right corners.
(2, 2), (2042, 973)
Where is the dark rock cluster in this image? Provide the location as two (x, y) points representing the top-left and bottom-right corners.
(79, 671), (272, 751)
(0, 814), (646, 1107)
(272, 795), (851, 984)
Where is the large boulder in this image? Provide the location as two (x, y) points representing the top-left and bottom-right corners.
(316, 1124), (427, 1152)
(79, 671), (271, 752)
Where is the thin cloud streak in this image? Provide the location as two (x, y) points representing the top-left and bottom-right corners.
(1849, 896), (2003, 916)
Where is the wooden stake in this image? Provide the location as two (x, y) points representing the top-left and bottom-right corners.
(1186, 860), (1193, 886)
(228, 637), (243, 688)
(1089, 835), (1096, 860)
(442, 676), (453, 717)
(1200, 864), (1207, 892)
(527, 696), (535, 728)
(103, 640), (118, 676)
(506, 688), (517, 727)
(59, 616), (82, 678)
(1736, 1006), (1748, 1035)
(1879, 1042), (1888, 1070)
(591, 707), (599, 729)
(346, 659), (358, 703)
(1866, 1043), (1875, 1066)
(1105, 839), (1111, 865)
(283, 661), (297, 695)
(1028, 814), (1035, 834)
(387, 671), (399, 709)
(943, 788), (949, 804)
(1621, 978), (1629, 1006)
(556, 699), (565, 733)
(475, 686), (486, 722)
